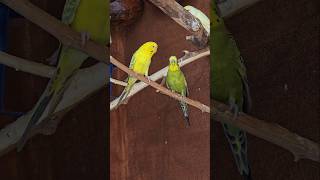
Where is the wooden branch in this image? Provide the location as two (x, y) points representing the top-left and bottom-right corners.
(110, 47), (210, 110)
(211, 99), (320, 162)
(111, 78), (127, 87)
(110, 56), (210, 113)
(0, 63), (108, 156)
(148, 0), (208, 47)
(0, 0), (108, 63)
(0, 51), (55, 78)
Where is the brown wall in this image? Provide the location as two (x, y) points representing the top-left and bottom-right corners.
(0, 0), (108, 179)
(111, 0), (210, 179)
(213, 0), (320, 179)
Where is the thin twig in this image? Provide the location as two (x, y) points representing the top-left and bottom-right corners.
(110, 55), (210, 113)
(0, 51), (55, 78)
(0, 0), (108, 63)
(111, 78), (127, 87)
(212, 99), (320, 162)
(110, 47), (210, 110)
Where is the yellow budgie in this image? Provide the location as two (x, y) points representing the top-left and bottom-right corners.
(116, 42), (158, 107)
(184, 5), (210, 34)
(17, 0), (108, 151)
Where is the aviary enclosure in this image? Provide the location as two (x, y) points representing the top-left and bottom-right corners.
(110, 0), (319, 179)
(0, 0), (318, 180)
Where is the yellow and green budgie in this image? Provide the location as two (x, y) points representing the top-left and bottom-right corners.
(166, 56), (190, 127)
(17, 0), (108, 151)
(211, 0), (252, 180)
(116, 41), (158, 107)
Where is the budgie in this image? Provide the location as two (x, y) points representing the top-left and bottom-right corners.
(116, 41), (158, 107)
(184, 5), (210, 34)
(17, 0), (108, 151)
(211, 0), (252, 180)
(166, 56), (190, 127)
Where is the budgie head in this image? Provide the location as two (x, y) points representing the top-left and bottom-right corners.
(168, 56), (180, 71)
(139, 41), (158, 56)
(211, 0), (223, 29)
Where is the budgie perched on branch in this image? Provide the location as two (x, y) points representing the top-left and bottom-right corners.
(115, 41), (158, 107)
(210, 0), (252, 180)
(17, 0), (108, 151)
(184, 5), (210, 35)
(166, 56), (190, 127)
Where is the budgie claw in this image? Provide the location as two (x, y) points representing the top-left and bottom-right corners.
(81, 32), (91, 47)
(146, 76), (151, 82)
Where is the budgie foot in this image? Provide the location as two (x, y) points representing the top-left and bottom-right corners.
(80, 32), (91, 47)
(146, 75), (151, 83)
(46, 49), (60, 66)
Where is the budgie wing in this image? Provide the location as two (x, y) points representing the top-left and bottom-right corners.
(229, 34), (251, 112)
(129, 52), (136, 69)
(61, 0), (81, 25)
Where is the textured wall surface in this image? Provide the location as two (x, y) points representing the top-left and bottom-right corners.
(0, 0), (108, 179)
(110, 0), (210, 179)
(213, 0), (320, 179)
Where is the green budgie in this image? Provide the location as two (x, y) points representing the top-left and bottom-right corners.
(184, 5), (210, 34)
(17, 0), (108, 151)
(211, 1), (252, 180)
(166, 56), (190, 127)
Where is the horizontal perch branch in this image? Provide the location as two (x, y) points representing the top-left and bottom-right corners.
(148, 0), (208, 47)
(211, 99), (320, 163)
(0, 0), (108, 63)
(110, 47), (210, 110)
(0, 51), (55, 78)
(111, 78), (127, 87)
(110, 55), (210, 113)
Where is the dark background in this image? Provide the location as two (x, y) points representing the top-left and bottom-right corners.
(0, 0), (318, 180)
(213, 0), (320, 179)
(0, 0), (108, 179)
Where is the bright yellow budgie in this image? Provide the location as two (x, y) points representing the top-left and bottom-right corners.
(116, 41), (158, 107)
(17, 0), (108, 151)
